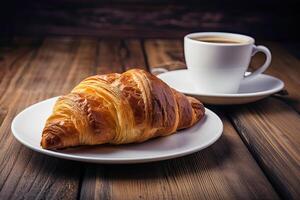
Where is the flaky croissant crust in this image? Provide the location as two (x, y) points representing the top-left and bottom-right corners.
(41, 69), (205, 149)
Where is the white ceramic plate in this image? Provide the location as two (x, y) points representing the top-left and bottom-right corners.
(157, 70), (284, 105)
(11, 97), (223, 164)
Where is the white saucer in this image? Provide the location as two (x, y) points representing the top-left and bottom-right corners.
(11, 97), (223, 164)
(157, 70), (284, 105)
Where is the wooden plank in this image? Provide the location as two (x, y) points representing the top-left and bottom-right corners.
(229, 98), (300, 199)
(0, 37), (97, 199)
(122, 40), (147, 70)
(95, 39), (147, 74)
(0, 108), (7, 128)
(144, 39), (185, 71)
(250, 42), (300, 112)
(0, 37), (40, 127)
(0, 38), (34, 90)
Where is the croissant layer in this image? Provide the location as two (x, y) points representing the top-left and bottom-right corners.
(41, 69), (205, 149)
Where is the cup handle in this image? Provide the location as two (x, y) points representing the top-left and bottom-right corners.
(244, 45), (272, 80)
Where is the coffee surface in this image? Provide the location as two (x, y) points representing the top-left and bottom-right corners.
(192, 36), (246, 44)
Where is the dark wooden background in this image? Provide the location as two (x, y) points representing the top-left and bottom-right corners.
(1, 0), (300, 41)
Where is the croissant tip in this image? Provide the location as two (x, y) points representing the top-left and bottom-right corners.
(41, 133), (62, 150)
(187, 96), (205, 121)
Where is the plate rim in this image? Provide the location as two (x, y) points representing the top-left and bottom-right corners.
(11, 97), (223, 164)
(157, 69), (284, 98)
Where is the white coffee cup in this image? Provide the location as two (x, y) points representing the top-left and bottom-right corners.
(184, 32), (271, 93)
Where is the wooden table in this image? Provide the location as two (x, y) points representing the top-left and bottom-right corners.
(0, 37), (299, 200)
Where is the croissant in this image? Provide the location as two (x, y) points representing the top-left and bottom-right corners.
(41, 69), (205, 149)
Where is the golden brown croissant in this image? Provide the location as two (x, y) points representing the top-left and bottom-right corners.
(41, 69), (205, 149)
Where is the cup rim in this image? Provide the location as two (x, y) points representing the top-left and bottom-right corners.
(184, 32), (255, 46)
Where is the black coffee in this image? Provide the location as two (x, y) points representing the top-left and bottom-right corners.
(192, 36), (245, 44)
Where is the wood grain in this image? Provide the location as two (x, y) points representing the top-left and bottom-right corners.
(145, 39), (185, 71)
(0, 37), (98, 199)
(229, 98), (300, 199)
(95, 39), (147, 74)
(0, 38), (40, 126)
